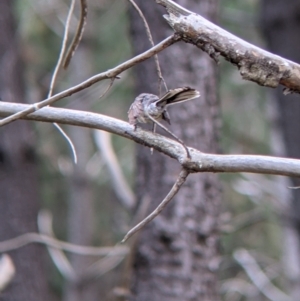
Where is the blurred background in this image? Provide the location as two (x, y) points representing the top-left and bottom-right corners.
(0, 0), (300, 300)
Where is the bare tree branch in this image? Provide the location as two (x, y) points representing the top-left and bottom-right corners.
(48, 0), (78, 164)
(0, 102), (299, 177)
(0, 255), (15, 292)
(36, 210), (128, 283)
(94, 130), (136, 209)
(0, 231), (128, 256)
(63, 0), (88, 68)
(122, 168), (189, 243)
(221, 278), (257, 299)
(38, 210), (76, 281)
(0, 35), (178, 127)
(128, 0), (167, 93)
(79, 245), (127, 283)
(48, 0), (75, 97)
(156, 0), (300, 94)
(234, 249), (292, 301)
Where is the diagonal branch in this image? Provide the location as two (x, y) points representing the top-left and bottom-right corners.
(38, 210), (76, 281)
(0, 102), (300, 177)
(121, 168), (189, 243)
(47, 0), (78, 163)
(234, 249), (292, 301)
(63, 0), (88, 68)
(94, 130), (136, 209)
(145, 111), (190, 158)
(0, 35), (178, 127)
(156, 0), (300, 94)
(128, 0), (167, 93)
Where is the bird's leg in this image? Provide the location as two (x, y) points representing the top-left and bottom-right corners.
(152, 123), (157, 133)
(145, 113), (191, 159)
(150, 123), (157, 155)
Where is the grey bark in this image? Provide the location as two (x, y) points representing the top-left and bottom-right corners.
(129, 1), (222, 300)
(0, 1), (51, 300)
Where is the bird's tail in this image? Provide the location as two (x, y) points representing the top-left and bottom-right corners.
(157, 87), (200, 106)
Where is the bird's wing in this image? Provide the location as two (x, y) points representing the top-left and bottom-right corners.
(156, 87), (200, 107)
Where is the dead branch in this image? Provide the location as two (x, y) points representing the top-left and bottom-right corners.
(48, 0), (78, 163)
(38, 210), (76, 281)
(0, 231), (128, 256)
(234, 249), (292, 301)
(0, 102), (299, 178)
(63, 0), (88, 68)
(128, 0), (167, 93)
(121, 168), (189, 243)
(94, 130), (136, 209)
(0, 35), (178, 127)
(156, 0), (300, 94)
(78, 245), (127, 283)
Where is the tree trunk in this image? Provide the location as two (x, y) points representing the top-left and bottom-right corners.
(261, 0), (300, 298)
(129, 1), (222, 300)
(0, 1), (51, 300)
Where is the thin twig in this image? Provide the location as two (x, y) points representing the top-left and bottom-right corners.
(288, 186), (300, 189)
(63, 0), (88, 68)
(146, 112), (191, 158)
(121, 168), (189, 243)
(38, 210), (75, 281)
(48, 0), (78, 163)
(97, 77), (115, 100)
(94, 130), (136, 209)
(128, 0), (167, 93)
(0, 231), (128, 256)
(53, 123), (77, 163)
(48, 0), (75, 97)
(234, 249), (292, 301)
(0, 35), (178, 127)
(80, 243), (127, 282)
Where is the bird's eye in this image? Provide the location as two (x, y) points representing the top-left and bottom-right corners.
(141, 95), (149, 102)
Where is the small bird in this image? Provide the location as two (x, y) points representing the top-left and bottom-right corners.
(128, 87), (200, 129)
(128, 87), (200, 158)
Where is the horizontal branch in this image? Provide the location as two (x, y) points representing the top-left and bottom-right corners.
(0, 35), (177, 127)
(0, 232), (128, 256)
(157, 0), (300, 94)
(0, 101), (300, 177)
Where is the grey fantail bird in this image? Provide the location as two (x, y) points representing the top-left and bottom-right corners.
(127, 87), (200, 158)
(128, 87), (200, 129)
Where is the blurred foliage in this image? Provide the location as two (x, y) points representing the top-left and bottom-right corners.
(13, 0), (288, 299)
(220, 1), (286, 300)
(16, 0), (135, 297)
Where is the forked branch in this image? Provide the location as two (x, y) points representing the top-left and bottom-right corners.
(156, 0), (300, 94)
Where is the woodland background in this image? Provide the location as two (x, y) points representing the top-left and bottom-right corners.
(0, 0), (300, 300)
